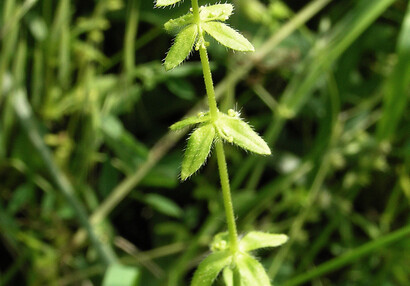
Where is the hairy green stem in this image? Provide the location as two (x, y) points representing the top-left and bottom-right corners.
(191, 0), (200, 23)
(198, 45), (219, 118)
(191, 0), (238, 254)
(192, 0), (218, 119)
(215, 140), (239, 253)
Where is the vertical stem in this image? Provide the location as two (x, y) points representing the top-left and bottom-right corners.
(191, 0), (238, 252)
(191, 0), (218, 119)
(191, 0), (200, 23)
(124, 0), (140, 78)
(215, 140), (239, 253)
(199, 46), (219, 119)
(192, 3), (239, 286)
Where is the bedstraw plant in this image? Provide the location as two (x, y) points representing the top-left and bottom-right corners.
(156, 0), (288, 285)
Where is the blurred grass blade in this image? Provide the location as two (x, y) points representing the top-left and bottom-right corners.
(0, 0), (38, 39)
(57, 0), (70, 89)
(12, 89), (117, 266)
(124, 0), (140, 78)
(284, 225), (410, 286)
(143, 193), (183, 218)
(280, 0), (396, 116)
(376, 1), (410, 141)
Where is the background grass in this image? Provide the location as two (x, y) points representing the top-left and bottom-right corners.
(0, 0), (409, 285)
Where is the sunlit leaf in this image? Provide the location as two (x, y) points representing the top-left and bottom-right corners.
(200, 4), (233, 22)
(155, 0), (183, 7)
(165, 24), (198, 70)
(181, 124), (215, 180)
(170, 112), (210, 130)
(102, 264), (140, 286)
(236, 254), (271, 286)
(191, 251), (232, 286)
(202, 22), (254, 52)
(222, 267), (233, 286)
(216, 113), (270, 155)
(164, 13), (194, 33)
(240, 231), (288, 252)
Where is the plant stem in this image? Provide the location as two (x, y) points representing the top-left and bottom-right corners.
(191, 0), (218, 119)
(215, 140), (239, 253)
(199, 45), (219, 119)
(191, 0), (200, 23)
(191, 0), (238, 254)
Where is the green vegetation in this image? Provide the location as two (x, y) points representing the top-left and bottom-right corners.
(162, 1), (287, 285)
(0, 0), (409, 285)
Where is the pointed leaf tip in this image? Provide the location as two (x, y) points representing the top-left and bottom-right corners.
(217, 113), (271, 155)
(200, 4), (234, 22)
(181, 124), (215, 180)
(240, 231), (288, 252)
(191, 251), (232, 286)
(170, 112), (210, 130)
(155, 0), (183, 7)
(236, 254), (271, 286)
(165, 24), (197, 71)
(202, 22), (255, 52)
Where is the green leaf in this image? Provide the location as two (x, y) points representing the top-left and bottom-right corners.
(170, 112), (210, 130)
(240, 231), (288, 252)
(102, 264), (140, 286)
(191, 251), (232, 286)
(164, 13), (194, 33)
(144, 193), (183, 218)
(222, 267), (233, 286)
(155, 0), (183, 7)
(216, 112), (270, 155)
(181, 124), (215, 180)
(236, 254), (271, 286)
(200, 4), (234, 22)
(202, 22), (254, 52)
(7, 183), (34, 215)
(165, 24), (198, 71)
